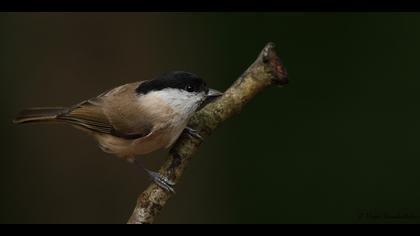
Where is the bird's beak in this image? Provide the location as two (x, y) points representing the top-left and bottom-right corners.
(207, 88), (224, 98)
(198, 89), (224, 110)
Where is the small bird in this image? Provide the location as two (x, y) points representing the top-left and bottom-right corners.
(13, 71), (223, 193)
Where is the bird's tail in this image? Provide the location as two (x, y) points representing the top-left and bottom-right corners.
(13, 107), (68, 124)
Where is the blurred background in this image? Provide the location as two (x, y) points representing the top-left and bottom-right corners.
(1, 13), (420, 224)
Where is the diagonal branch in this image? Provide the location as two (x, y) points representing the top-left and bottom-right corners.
(127, 42), (288, 224)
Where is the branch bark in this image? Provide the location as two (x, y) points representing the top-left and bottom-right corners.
(127, 42), (288, 224)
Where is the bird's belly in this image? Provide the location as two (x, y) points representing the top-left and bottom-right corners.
(95, 123), (186, 159)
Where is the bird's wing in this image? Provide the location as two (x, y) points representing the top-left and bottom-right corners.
(58, 82), (154, 139)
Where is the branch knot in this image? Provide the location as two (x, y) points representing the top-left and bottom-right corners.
(262, 42), (288, 85)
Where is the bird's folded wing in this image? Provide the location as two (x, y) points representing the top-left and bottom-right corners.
(57, 83), (153, 140)
(58, 100), (114, 134)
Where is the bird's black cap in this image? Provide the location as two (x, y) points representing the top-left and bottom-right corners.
(136, 71), (208, 95)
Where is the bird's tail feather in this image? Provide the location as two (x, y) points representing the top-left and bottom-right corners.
(13, 107), (68, 124)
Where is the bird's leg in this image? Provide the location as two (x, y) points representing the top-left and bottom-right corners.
(131, 158), (176, 194)
(184, 126), (203, 141)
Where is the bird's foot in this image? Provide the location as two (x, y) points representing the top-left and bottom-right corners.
(143, 169), (176, 194)
(184, 126), (203, 141)
(132, 158), (176, 194)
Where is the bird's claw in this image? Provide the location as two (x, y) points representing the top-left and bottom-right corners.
(184, 126), (203, 141)
(144, 169), (176, 194)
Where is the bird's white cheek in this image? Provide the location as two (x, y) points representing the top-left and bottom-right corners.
(153, 89), (201, 115)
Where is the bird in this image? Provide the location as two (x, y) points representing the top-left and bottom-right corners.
(13, 71), (223, 193)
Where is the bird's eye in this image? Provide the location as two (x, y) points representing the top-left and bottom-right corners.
(185, 85), (194, 92)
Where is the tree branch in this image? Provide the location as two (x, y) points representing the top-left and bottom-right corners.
(127, 42), (288, 224)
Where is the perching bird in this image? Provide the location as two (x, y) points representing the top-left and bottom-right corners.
(13, 71), (223, 192)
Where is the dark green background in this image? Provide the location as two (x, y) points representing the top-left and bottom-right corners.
(1, 13), (420, 223)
